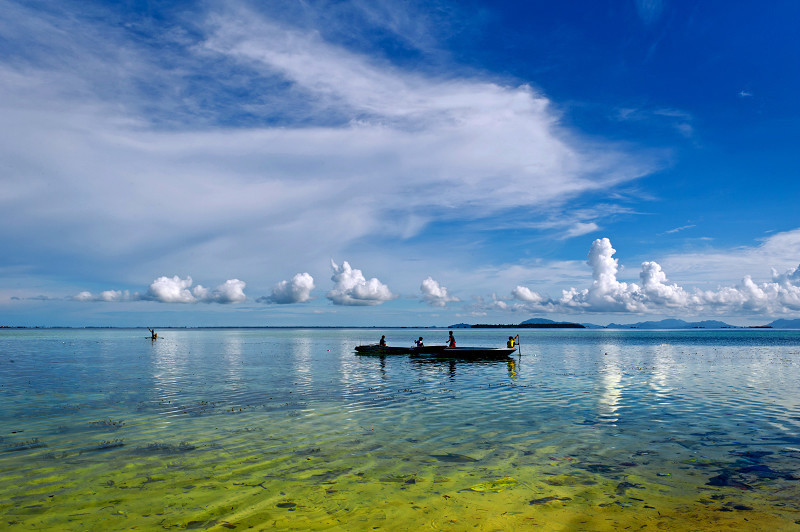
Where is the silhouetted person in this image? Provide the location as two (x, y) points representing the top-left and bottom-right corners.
(447, 331), (456, 347)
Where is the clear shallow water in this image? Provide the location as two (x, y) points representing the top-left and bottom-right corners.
(1, 328), (800, 530)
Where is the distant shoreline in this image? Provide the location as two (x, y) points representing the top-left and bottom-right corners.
(0, 324), (786, 330)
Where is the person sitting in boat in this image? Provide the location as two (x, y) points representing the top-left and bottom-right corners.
(148, 328), (158, 340)
(447, 331), (456, 347)
(507, 335), (519, 348)
(379, 335), (387, 346)
(415, 337), (424, 347)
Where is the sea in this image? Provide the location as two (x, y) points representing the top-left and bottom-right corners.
(1, 327), (799, 530)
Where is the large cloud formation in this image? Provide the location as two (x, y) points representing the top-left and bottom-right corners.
(73, 276), (246, 304)
(509, 238), (800, 316)
(0, 2), (654, 295)
(327, 260), (394, 306)
(258, 273), (315, 304)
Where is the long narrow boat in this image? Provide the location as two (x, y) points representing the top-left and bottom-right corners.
(413, 346), (517, 359)
(354, 344), (448, 355)
(355, 344), (515, 358)
(354, 345), (413, 355)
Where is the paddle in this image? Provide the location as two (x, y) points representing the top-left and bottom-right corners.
(516, 334), (521, 356)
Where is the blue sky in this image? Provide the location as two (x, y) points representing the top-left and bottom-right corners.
(2, 0), (800, 327)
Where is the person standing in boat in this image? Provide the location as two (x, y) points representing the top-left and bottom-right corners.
(415, 337), (424, 347)
(447, 331), (456, 347)
(379, 335), (387, 346)
(507, 335), (519, 348)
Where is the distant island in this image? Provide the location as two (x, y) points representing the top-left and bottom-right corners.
(472, 319), (584, 329)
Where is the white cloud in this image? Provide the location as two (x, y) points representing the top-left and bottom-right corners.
(74, 276), (246, 304)
(327, 260), (394, 306)
(561, 222), (599, 239)
(194, 279), (247, 304)
(258, 273), (315, 304)
(145, 276), (197, 303)
(663, 224), (695, 234)
(639, 261), (689, 307)
(420, 276), (459, 307)
(511, 285), (545, 303)
(559, 238), (647, 312)
(0, 2), (658, 300)
(72, 290), (130, 302)
(500, 234), (800, 317)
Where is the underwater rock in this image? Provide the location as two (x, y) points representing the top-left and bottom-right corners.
(2, 438), (47, 452)
(464, 476), (518, 493)
(430, 453), (478, 463)
(543, 474), (595, 487)
(277, 502), (296, 509)
(88, 419), (125, 430)
(136, 441), (196, 454)
(615, 481), (644, 495)
(581, 463), (624, 476)
(529, 496), (572, 505)
(79, 440), (124, 454)
(706, 473), (752, 490)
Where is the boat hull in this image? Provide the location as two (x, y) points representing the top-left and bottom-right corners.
(412, 347), (517, 359)
(355, 344), (449, 355)
(354, 345), (412, 355)
(355, 345), (515, 358)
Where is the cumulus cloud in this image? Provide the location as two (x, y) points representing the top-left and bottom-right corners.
(258, 273), (315, 304)
(511, 285), (546, 304)
(327, 260), (394, 306)
(192, 279), (247, 304)
(496, 234), (800, 317)
(72, 290), (131, 302)
(144, 276), (197, 303)
(73, 276), (247, 304)
(559, 238), (647, 312)
(420, 277), (460, 307)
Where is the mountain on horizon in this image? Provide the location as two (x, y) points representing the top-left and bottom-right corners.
(604, 318), (735, 329)
(766, 318), (800, 329)
(520, 318), (559, 325)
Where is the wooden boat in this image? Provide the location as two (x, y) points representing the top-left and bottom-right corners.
(354, 344), (448, 355)
(355, 344), (515, 358)
(413, 346), (517, 359)
(354, 345), (412, 355)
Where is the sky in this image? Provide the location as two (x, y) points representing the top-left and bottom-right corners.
(1, 0), (800, 327)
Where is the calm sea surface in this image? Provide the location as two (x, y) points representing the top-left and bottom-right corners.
(1, 328), (799, 530)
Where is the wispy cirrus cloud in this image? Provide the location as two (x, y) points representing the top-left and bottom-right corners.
(0, 1), (657, 296)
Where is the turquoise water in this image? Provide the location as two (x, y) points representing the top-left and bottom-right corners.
(1, 328), (800, 530)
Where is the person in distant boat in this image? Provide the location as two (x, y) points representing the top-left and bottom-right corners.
(507, 335), (519, 348)
(379, 335), (387, 347)
(415, 337), (424, 347)
(148, 328), (158, 340)
(447, 331), (456, 347)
